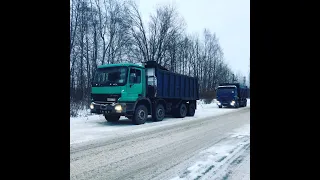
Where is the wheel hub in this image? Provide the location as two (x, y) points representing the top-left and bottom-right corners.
(157, 108), (163, 117)
(138, 110), (145, 119)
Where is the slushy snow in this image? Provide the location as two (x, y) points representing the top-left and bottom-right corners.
(70, 99), (250, 180)
(170, 124), (250, 180)
(70, 99), (250, 145)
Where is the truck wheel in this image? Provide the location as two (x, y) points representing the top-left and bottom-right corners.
(187, 103), (195, 116)
(132, 105), (148, 125)
(218, 105), (222, 108)
(153, 104), (165, 122)
(235, 102), (239, 108)
(176, 103), (187, 118)
(105, 115), (120, 122)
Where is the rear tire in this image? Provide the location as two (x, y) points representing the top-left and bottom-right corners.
(187, 103), (195, 116)
(153, 104), (165, 122)
(132, 105), (148, 125)
(105, 115), (120, 122)
(174, 103), (187, 118)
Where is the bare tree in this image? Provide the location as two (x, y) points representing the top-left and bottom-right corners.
(89, 0), (99, 73)
(69, 0), (239, 116)
(149, 5), (184, 65)
(70, 0), (81, 55)
(127, 1), (149, 62)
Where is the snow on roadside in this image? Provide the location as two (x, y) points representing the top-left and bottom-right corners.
(76, 108), (91, 117)
(170, 124), (250, 180)
(70, 99), (250, 145)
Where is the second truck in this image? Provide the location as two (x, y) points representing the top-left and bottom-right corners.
(216, 83), (248, 108)
(90, 61), (199, 125)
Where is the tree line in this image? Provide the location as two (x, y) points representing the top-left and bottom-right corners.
(70, 0), (248, 106)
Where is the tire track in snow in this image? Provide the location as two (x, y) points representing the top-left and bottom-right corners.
(170, 124), (250, 180)
(70, 109), (250, 180)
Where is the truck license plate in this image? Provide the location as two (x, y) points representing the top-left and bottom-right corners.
(101, 105), (107, 110)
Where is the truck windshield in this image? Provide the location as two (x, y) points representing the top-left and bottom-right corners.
(217, 87), (236, 95)
(92, 67), (128, 86)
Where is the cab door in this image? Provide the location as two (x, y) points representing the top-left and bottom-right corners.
(127, 67), (143, 100)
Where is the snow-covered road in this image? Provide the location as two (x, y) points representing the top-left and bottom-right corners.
(170, 124), (250, 180)
(70, 100), (250, 180)
(70, 99), (250, 145)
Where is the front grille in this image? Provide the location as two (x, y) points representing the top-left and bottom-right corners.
(220, 98), (228, 102)
(91, 94), (121, 103)
(219, 96), (232, 102)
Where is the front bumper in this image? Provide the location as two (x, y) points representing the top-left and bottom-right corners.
(90, 102), (134, 115)
(216, 100), (235, 107)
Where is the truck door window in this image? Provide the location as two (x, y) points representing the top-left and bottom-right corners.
(129, 69), (141, 84)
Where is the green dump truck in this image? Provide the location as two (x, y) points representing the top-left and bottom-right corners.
(90, 61), (199, 125)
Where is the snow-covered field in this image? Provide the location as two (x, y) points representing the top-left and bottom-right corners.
(70, 99), (250, 145)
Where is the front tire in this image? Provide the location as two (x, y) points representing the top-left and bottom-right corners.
(218, 105), (222, 108)
(132, 105), (148, 125)
(153, 104), (165, 122)
(235, 101), (239, 108)
(239, 102), (243, 107)
(105, 115), (120, 122)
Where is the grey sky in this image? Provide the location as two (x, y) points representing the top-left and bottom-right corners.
(137, 0), (250, 78)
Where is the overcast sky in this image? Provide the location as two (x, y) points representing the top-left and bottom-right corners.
(137, 0), (250, 78)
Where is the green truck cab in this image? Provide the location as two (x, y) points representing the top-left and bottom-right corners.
(90, 61), (199, 125)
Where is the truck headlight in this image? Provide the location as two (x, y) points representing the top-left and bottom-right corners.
(216, 101), (221, 105)
(230, 101), (235, 105)
(90, 103), (94, 109)
(115, 104), (122, 111)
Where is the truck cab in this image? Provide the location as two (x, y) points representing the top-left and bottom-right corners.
(90, 63), (147, 122)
